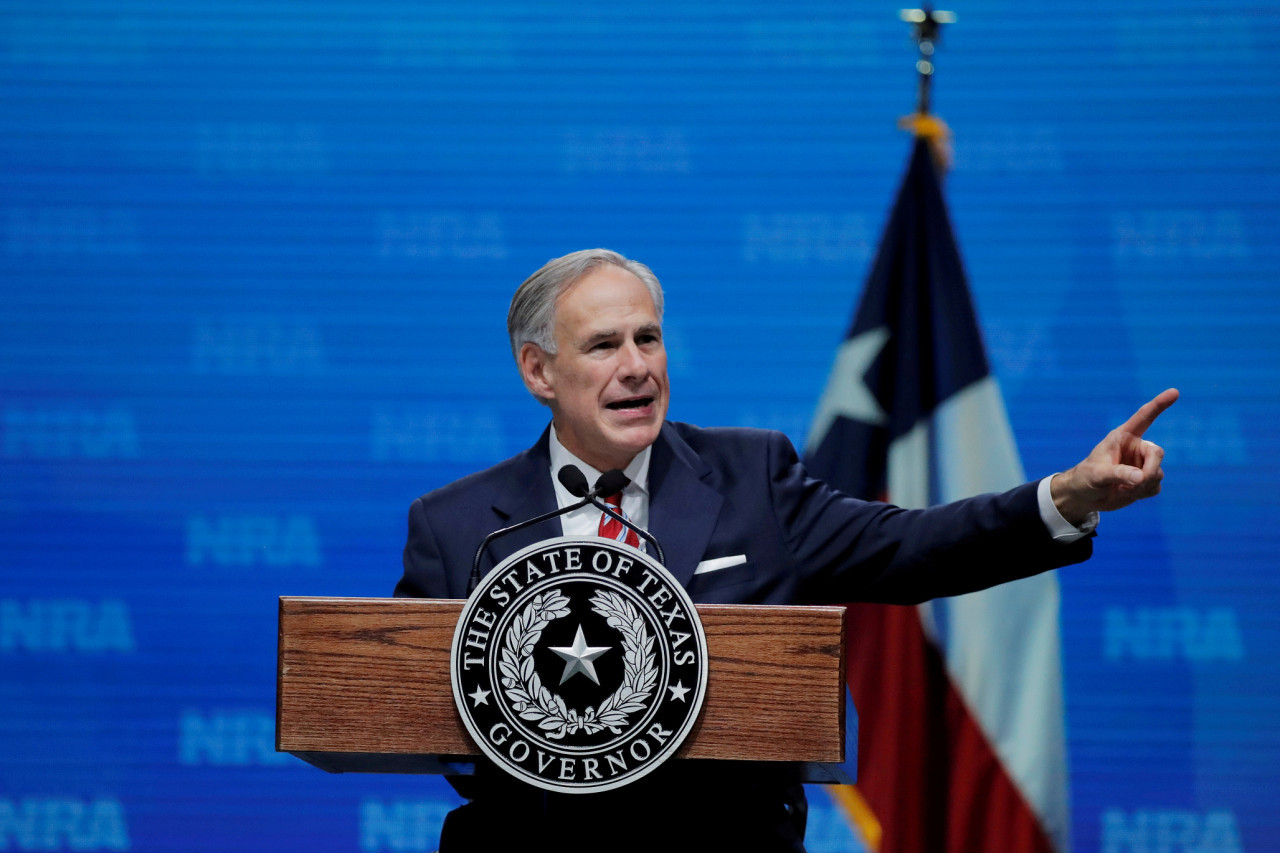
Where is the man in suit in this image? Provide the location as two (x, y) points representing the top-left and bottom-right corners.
(395, 248), (1176, 852)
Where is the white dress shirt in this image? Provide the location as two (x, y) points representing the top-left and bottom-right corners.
(548, 425), (651, 538)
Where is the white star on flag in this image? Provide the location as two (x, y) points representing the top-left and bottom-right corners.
(805, 327), (891, 452)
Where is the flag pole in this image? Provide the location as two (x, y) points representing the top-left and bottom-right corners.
(899, 6), (955, 115)
(827, 11), (958, 851)
(897, 7), (955, 169)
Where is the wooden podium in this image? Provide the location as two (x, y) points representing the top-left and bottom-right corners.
(277, 596), (851, 782)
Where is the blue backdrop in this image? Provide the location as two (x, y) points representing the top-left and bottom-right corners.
(1, 2), (1276, 851)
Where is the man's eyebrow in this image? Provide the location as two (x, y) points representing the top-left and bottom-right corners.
(580, 329), (619, 347)
(578, 324), (662, 348)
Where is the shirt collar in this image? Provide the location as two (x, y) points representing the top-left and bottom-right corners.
(548, 424), (651, 502)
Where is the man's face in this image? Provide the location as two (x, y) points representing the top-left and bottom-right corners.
(521, 264), (669, 472)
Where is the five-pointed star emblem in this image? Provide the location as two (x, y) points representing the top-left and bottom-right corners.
(666, 680), (690, 703)
(468, 686), (491, 706)
(549, 626), (612, 686)
(805, 326), (891, 452)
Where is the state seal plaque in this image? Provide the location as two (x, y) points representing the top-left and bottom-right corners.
(451, 536), (708, 793)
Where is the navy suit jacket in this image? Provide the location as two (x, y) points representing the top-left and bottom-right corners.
(396, 420), (1091, 606)
(394, 421), (1092, 852)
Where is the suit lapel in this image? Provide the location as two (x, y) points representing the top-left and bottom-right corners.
(485, 423), (724, 590)
(483, 426), (560, 573)
(648, 424), (723, 589)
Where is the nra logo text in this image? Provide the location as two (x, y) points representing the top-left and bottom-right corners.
(0, 798), (129, 851)
(359, 800), (453, 852)
(179, 710), (295, 767)
(742, 212), (872, 265)
(191, 316), (325, 375)
(1102, 809), (1241, 853)
(377, 211), (508, 260)
(371, 407), (504, 463)
(0, 600), (135, 653)
(185, 514), (321, 567)
(1104, 607), (1243, 662)
(3, 405), (138, 460)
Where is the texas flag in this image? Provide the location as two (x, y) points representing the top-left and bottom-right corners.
(805, 135), (1069, 853)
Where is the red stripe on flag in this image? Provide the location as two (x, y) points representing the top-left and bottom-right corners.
(846, 601), (1056, 853)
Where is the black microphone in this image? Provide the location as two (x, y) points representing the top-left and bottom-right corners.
(592, 469), (630, 499)
(557, 464), (591, 498)
(467, 465), (666, 593)
(557, 465), (628, 502)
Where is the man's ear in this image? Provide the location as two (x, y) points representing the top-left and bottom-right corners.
(518, 342), (556, 402)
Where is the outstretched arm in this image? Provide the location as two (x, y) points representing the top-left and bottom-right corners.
(1051, 388), (1179, 526)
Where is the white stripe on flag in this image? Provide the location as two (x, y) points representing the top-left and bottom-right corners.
(888, 377), (1070, 852)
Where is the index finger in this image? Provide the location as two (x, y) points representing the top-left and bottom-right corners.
(1119, 387), (1180, 437)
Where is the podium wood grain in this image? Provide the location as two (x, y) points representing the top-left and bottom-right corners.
(278, 596), (845, 767)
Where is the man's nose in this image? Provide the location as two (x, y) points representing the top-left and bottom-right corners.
(616, 342), (648, 380)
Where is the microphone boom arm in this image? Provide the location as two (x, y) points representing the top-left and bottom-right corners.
(467, 496), (592, 594)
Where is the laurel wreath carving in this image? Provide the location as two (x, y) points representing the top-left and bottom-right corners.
(497, 589), (657, 739)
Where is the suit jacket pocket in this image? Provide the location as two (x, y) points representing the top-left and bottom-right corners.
(686, 561), (756, 598)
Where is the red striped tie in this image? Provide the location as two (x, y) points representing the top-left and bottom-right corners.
(597, 492), (640, 549)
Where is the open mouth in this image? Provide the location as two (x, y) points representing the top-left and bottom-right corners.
(606, 396), (653, 411)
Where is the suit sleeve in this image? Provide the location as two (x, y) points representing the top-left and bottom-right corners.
(766, 432), (1092, 605)
(395, 496), (453, 599)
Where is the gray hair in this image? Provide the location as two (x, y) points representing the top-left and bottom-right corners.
(507, 248), (664, 361)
